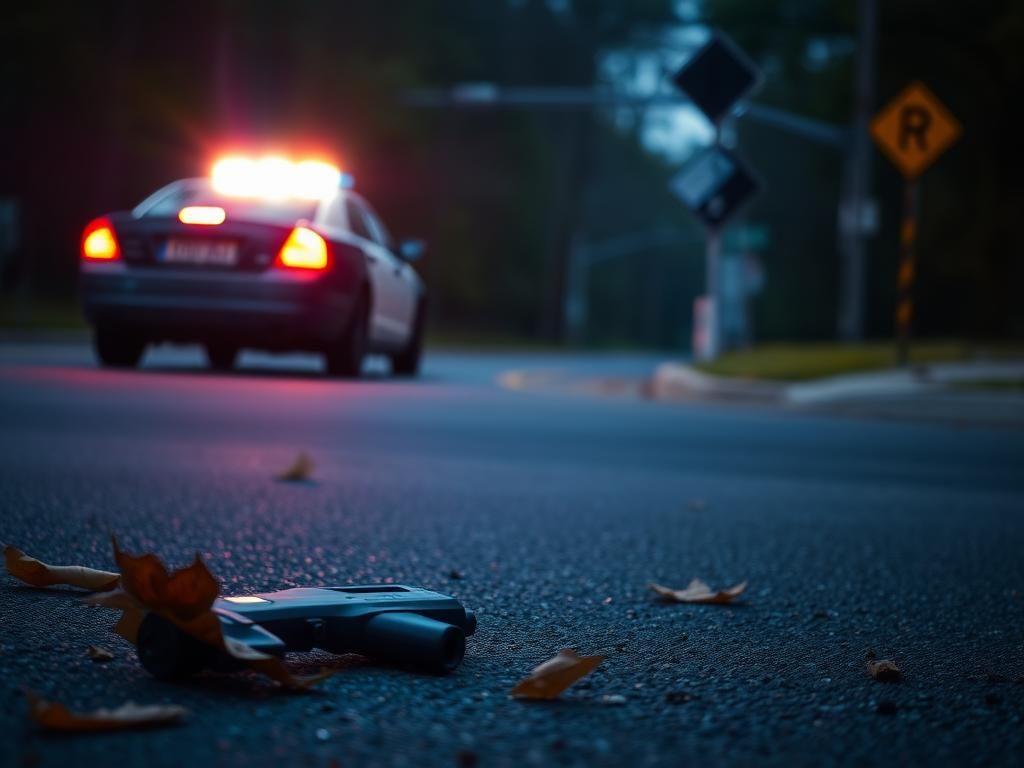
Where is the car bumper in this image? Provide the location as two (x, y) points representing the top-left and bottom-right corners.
(81, 263), (356, 350)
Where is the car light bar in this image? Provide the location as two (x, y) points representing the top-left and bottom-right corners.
(178, 206), (226, 225)
(81, 217), (120, 261)
(211, 156), (341, 200)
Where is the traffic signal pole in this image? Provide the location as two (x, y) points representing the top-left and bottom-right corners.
(701, 125), (722, 361)
(702, 226), (722, 360)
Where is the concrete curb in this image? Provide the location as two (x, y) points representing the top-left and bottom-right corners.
(650, 362), (785, 403)
(651, 360), (1024, 406)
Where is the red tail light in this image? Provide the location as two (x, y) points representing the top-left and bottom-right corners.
(277, 226), (329, 270)
(81, 217), (120, 261)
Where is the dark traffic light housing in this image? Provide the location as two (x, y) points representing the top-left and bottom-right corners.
(135, 584), (477, 679)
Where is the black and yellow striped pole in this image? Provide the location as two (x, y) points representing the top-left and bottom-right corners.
(896, 180), (919, 365)
(869, 82), (960, 367)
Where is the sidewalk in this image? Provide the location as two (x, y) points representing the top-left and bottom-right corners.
(651, 360), (1024, 428)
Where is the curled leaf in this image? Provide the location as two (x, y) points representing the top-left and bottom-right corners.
(510, 649), (605, 700)
(866, 659), (901, 682)
(26, 691), (186, 732)
(85, 645), (114, 662)
(3, 544), (119, 591)
(649, 578), (747, 605)
(277, 451), (315, 482)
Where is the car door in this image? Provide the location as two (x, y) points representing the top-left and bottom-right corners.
(361, 201), (417, 341)
(344, 197), (404, 346)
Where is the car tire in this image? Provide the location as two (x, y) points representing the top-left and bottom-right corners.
(205, 343), (239, 372)
(391, 298), (425, 377)
(94, 327), (145, 369)
(325, 293), (368, 378)
(136, 614), (214, 680)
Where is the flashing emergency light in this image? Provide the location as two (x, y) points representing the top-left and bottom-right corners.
(178, 206), (226, 225)
(211, 156), (341, 200)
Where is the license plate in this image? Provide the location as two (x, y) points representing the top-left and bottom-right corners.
(162, 239), (238, 266)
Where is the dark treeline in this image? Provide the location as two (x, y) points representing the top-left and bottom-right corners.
(1, 0), (1021, 344)
(714, 0), (1024, 340)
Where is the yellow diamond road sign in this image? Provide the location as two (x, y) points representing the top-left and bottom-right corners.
(870, 81), (961, 179)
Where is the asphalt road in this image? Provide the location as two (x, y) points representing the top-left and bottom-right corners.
(1, 343), (1022, 767)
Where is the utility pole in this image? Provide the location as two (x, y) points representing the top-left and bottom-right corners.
(837, 0), (878, 341)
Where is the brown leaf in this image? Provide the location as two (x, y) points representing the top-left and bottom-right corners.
(85, 646), (114, 662)
(26, 691), (186, 732)
(866, 658), (901, 682)
(113, 539), (218, 622)
(112, 540), (333, 689)
(3, 544), (119, 592)
(649, 578), (747, 605)
(510, 649), (605, 700)
(277, 451), (315, 482)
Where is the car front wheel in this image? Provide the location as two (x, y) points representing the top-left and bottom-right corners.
(94, 327), (145, 369)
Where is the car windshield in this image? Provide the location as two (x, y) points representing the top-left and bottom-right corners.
(136, 180), (318, 226)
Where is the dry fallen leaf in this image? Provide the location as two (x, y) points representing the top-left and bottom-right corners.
(866, 659), (901, 682)
(85, 645), (114, 662)
(649, 578), (747, 605)
(113, 540), (219, 623)
(26, 691), (186, 732)
(6, 540), (332, 689)
(510, 649), (605, 700)
(3, 544), (119, 591)
(112, 539), (334, 689)
(277, 451), (315, 482)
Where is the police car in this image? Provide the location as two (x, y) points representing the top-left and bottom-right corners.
(80, 157), (426, 376)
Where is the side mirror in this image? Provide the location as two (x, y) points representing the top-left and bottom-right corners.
(399, 239), (426, 262)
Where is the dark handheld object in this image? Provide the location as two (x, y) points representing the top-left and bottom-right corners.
(136, 585), (476, 680)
